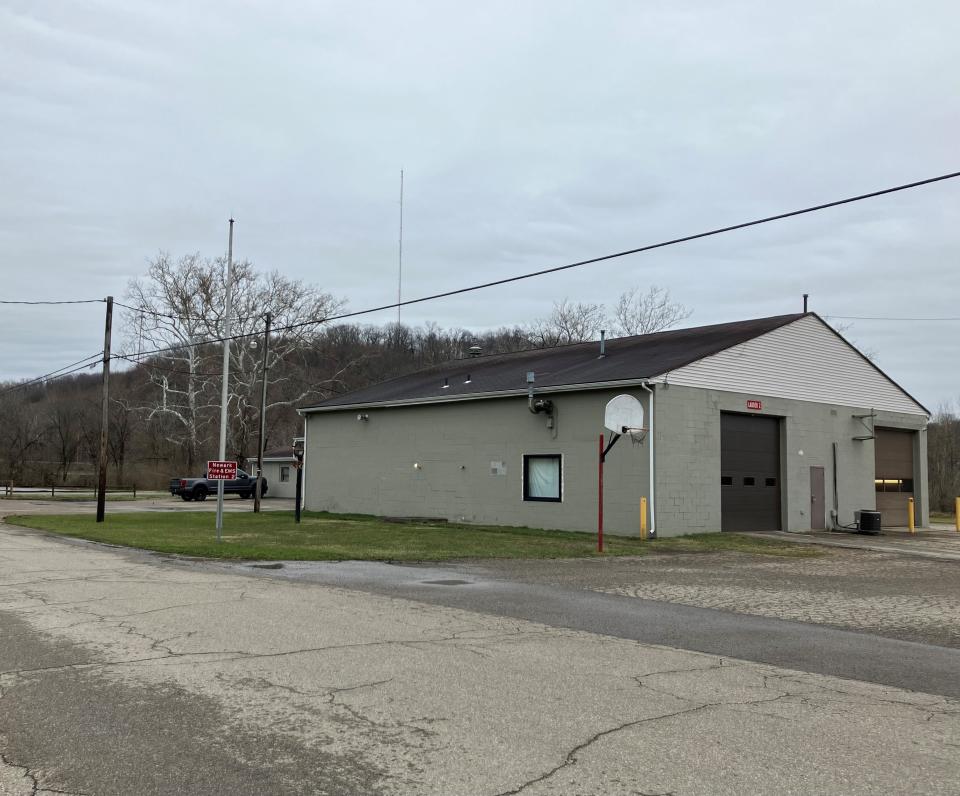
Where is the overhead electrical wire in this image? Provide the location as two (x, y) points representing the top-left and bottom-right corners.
(117, 168), (960, 364)
(112, 299), (252, 324)
(0, 298), (104, 305)
(0, 351), (103, 396)
(4, 168), (960, 388)
(825, 315), (960, 322)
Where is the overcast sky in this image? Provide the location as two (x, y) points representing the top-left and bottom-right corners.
(2, 1), (958, 409)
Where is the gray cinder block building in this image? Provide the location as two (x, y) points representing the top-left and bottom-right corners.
(298, 313), (928, 537)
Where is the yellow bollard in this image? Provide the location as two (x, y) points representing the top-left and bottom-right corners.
(908, 497), (915, 535)
(955, 497), (959, 533)
(640, 497), (648, 540)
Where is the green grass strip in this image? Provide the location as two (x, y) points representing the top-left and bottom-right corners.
(6, 511), (821, 562)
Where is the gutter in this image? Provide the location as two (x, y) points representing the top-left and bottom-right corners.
(298, 377), (657, 415)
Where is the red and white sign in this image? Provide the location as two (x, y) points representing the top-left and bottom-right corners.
(746, 399), (763, 411)
(207, 460), (238, 480)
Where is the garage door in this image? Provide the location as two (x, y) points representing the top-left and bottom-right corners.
(875, 427), (914, 526)
(721, 413), (781, 532)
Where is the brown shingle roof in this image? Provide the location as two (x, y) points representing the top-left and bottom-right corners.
(302, 313), (805, 412)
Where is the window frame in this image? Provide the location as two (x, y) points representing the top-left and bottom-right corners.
(280, 466), (290, 483)
(522, 454), (563, 503)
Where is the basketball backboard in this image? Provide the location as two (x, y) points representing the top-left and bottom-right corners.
(604, 394), (645, 435)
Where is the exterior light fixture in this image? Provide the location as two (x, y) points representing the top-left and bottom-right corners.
(357, 413), (369, 421)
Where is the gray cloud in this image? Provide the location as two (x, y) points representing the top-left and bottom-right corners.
(1, 0), (958, 409)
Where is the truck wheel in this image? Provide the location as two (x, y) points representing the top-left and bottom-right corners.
(193, 485), (208, 501)
(241, 491), (251, 499)
(181, 494), (193, 502)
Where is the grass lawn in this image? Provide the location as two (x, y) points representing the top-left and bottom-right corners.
(931, 511), (957, 525)
(0, 492), (166, 502)
(6, 511), (821, 561)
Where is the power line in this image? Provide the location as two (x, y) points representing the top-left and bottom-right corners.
(112, 299), (254, 324)
(826, 315), (960, 322)
(0, 299), (104, 306)
(117, 168), (960, 363)
(113, 352), (227, 378)
(0, 351), (103, 396)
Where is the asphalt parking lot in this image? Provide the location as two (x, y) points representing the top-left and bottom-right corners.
(436, 546), (960, 649)
(2, 521), (959, 795)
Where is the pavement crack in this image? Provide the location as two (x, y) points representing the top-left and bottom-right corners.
(497, 683), (799, 796)
(0, 748), (87, 796)
(494, 703), (714, 795)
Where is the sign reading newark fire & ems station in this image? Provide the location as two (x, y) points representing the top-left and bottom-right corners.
(207, 460), (238, 480)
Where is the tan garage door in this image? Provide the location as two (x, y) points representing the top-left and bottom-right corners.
(874, 427), (915, 526)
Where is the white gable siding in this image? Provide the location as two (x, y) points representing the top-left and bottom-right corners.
(655, 315), (926, 416)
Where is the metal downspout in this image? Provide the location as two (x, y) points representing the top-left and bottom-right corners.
(301, 415), (308, 511)
(641, 381), (656, 538)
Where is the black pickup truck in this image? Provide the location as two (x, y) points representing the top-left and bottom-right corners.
(169, 470), (268, 502)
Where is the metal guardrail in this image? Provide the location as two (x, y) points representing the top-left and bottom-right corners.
(3, 484), (140, 498)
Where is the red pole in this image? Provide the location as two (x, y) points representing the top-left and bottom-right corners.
(598, 434), (604, 553)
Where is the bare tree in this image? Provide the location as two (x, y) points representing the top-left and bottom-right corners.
(124, 253), (224, 468)
(48, 399), (84, 483)
(928, 401), (960, 513)
(609, 286), (691, 336)
(123, 253), (344, 465)
(526, 299), (606, 347)
(0, 394), (45, 484)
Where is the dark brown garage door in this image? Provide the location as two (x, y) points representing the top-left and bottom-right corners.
(875, 427), (915, 526)
(721, 413), (781, 532)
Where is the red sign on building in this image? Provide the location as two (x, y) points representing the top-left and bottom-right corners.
(207, 460), (238, 480)
(746, 399), (763, 411)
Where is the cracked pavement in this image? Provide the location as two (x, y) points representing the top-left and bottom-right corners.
(439, 548), (960, 649)
(1, 523), (959, 794)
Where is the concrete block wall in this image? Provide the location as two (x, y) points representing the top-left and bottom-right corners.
(303, 389), (652, 536)
(653, 384), (928, 533)
(303, 384), (928, 537)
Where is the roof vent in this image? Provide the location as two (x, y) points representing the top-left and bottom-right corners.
(442, 377), (449, 389)
(464, 374), (472, 384)
(468, 345), (482, 357)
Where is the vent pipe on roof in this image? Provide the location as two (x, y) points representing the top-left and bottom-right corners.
(599, 330), (606, 358)
(803, 293), (809, 313)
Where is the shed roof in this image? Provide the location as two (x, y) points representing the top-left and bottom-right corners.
(301, 313), (806, 412)
(246, 447), (297, 461)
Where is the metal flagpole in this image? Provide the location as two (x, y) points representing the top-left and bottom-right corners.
(397, 169), (403, 326)
(215, 219), (236, 541)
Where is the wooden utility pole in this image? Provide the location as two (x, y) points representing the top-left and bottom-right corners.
(253, 312), (271, 513)
(96, 296), (113, 522)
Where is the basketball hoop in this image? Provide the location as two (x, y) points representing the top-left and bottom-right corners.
(604, 395), (645, 442)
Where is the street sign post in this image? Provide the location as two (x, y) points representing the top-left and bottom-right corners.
(208, 460), (237, 536)
(207, 460), (238, 481)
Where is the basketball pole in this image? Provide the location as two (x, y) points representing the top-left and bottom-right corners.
(597, 434), (604, 553)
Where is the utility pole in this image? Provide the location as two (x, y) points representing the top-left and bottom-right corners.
(96, 296), (113, 523)
(397, 168), (403, 326)
(215, 219), (236, 541)
(253, 312), (271, 513)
